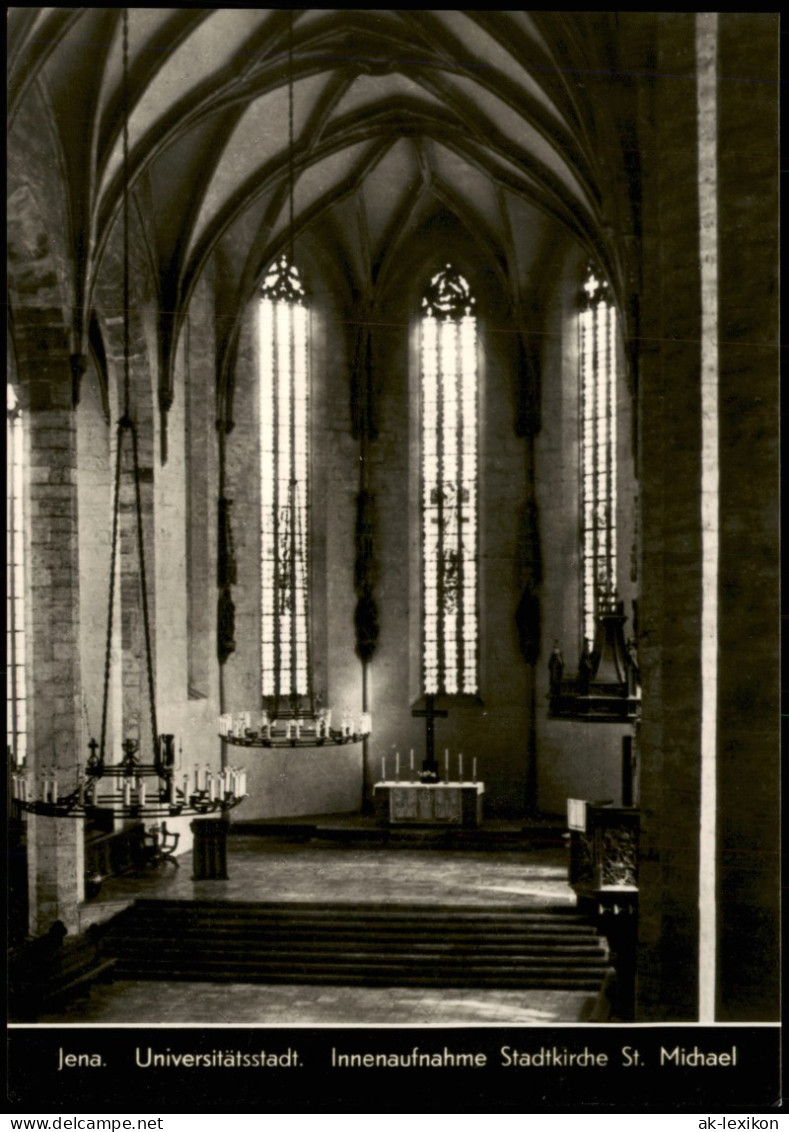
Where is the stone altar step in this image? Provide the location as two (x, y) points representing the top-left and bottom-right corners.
(99, 899), (609, 991)
(230, 814), (567, 850)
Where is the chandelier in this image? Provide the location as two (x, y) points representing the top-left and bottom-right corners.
(12, 736), (246, 820)
(219, 701), (371, 750)
(13, 9), (246, 823)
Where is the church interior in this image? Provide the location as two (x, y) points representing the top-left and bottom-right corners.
(6, 10), (779, 1026)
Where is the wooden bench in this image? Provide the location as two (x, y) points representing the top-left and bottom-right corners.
(85, 820), (150, 883)
(8, 921), (117, 1020)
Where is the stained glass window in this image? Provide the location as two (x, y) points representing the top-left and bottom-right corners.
(579, 267), (618, 646)
(420, 265), (479, 695)
(259, 256), (311, 701)
(6, 383), (27, 765)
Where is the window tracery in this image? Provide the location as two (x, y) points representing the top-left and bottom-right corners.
(420, 265), (479, 695)
(6, 383), (27, 764)
(258, 256), (311, 702)
(579, 266), (618, 645)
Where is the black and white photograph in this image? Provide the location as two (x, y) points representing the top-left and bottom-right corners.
(6, 9), (781, 1114)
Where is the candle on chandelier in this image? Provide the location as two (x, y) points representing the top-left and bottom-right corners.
(183, 773), (190, 799)
(51, 774), (59, 803)
(207, 773), (216, 802)
(123, 779), (132, 807)
(138, 780), (146, 806)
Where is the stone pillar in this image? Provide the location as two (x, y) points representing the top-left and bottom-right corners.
(634, 13), (779, 1021)
(635, 14), (705, 1020)
(715, 13), (779, 1021)
(17, 318), (84, 935)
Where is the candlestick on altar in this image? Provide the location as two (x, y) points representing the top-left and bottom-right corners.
(382, 756), (386, 781)
(472, 757), (477, 782)
(409, 749), (414, 782)
(458, 753), (463, 781)
(395, 751), (400, 781)
(444, 748), (449, 781)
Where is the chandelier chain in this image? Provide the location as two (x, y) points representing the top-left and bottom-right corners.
(288, 13), (295, 263)
(122, 7), (131, 419)
(131, 423), (159, 755)
(99, 421), (124, 762)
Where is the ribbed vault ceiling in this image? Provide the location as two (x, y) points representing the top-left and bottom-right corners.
(8, 8), (626, 387)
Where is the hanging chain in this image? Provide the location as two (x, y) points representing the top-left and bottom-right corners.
(130, 422), (159, 755)
(122, 6), (131, 420)
(99, 8), (159, 764)
(100, 423), (124, 763)
(288, 13), (295, 263)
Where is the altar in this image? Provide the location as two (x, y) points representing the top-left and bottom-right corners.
(374, 781), (484, 828)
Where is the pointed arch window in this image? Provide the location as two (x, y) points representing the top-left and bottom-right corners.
(579, 267), (618, 646)
(420, 265), (479, 695)
(6, 383), (28, 764)
(258, 255), (311, 702)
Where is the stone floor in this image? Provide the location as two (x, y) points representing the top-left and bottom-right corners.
(34, 833), (598, 1027)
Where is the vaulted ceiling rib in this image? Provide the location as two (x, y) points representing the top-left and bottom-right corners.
(8, 8), (627, 398)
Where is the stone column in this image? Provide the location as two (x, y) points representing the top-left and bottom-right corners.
(634, 13), (779, 1021)
(715, 13), (779, 1021)
(635, 13), (706, 1020)
(17, 316), (84, 935)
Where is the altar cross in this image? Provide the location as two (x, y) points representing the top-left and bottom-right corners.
(411, 694), (448, 763)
